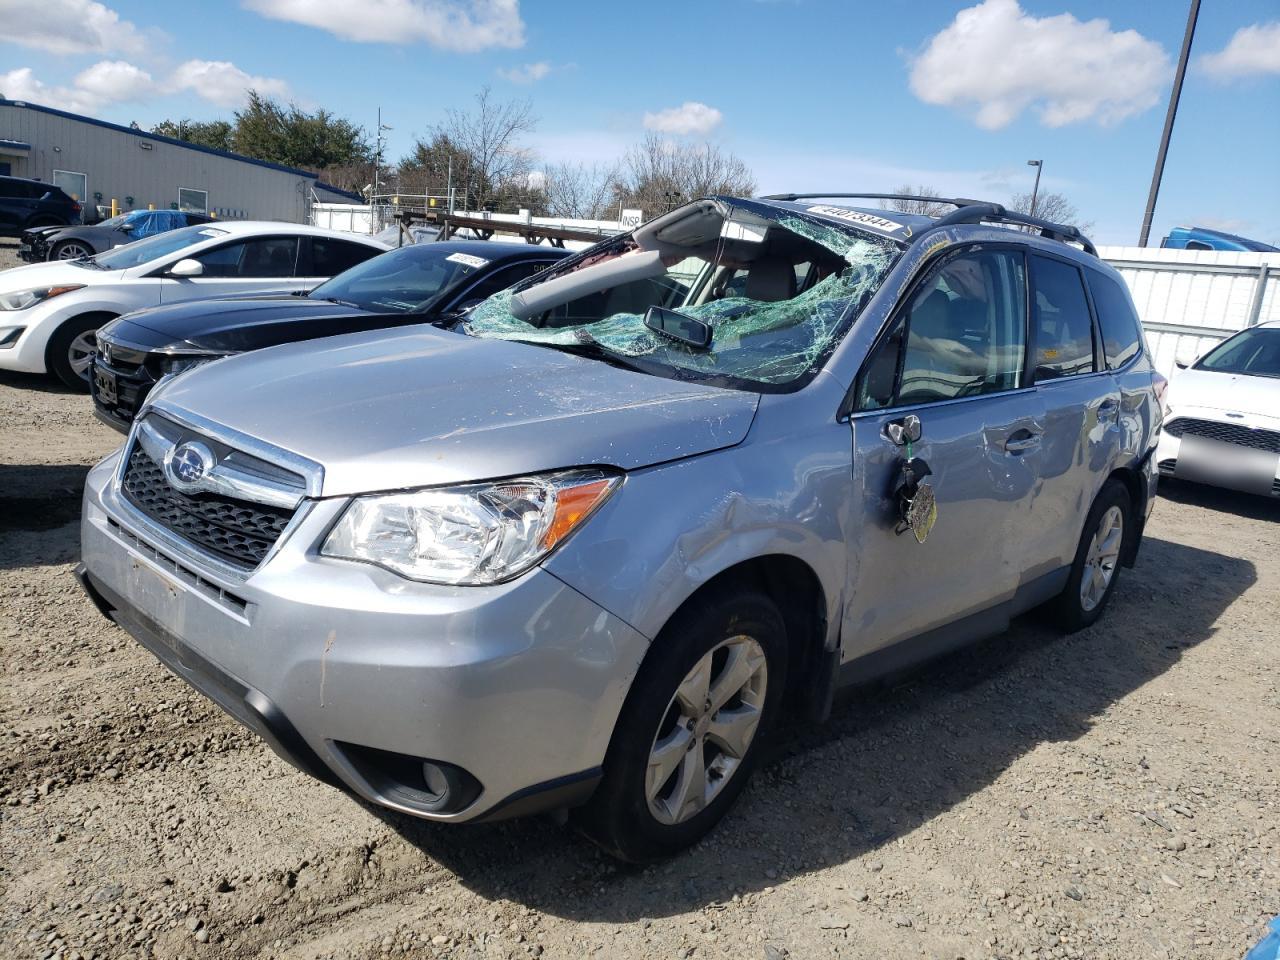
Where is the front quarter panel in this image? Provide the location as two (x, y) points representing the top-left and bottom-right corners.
(543, 371), (852, 650)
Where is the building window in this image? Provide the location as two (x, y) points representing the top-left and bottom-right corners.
(178, 187), (208, 214)
(53, 169), (87, 203)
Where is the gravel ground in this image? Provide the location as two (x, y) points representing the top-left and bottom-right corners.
(1, 234), (1277, 959)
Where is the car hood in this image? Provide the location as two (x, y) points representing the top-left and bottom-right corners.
(113, 297), (390, 353)
(1169, 366), (1280, 418)
(151, 325), (760, 496)
(0, 258), (123, 289)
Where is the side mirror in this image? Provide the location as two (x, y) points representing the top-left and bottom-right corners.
(887, 414), (923, 446)
(117, 222), (134, 233)
(1173, 341), (1198, 369)
(168, 258), (203, 278)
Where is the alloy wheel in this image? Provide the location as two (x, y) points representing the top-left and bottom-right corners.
(55, 243), (91, 260)
(645, 635), (768, 825)
(1079, 505), (1123, 612)
(67, 330), (97, 381)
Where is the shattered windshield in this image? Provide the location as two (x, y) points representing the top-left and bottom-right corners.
(464, 198), (900, 389)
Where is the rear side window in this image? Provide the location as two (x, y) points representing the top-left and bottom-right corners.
(1030, 256), (1095, 379)
(310, 237), (379, 277)
(1087, 270), (1143, 369)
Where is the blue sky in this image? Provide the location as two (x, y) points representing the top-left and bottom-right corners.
(3, 0), (1278, 246)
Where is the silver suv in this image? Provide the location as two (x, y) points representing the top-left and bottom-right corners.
(77, 194), (1161, 861)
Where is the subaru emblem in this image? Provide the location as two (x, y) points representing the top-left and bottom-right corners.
(164, 440), (215, 492)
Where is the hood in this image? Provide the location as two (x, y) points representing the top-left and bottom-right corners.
(113, 297), (388, 353)
(151, 325), (759, 496)
(0, 258), (121, 290)
(1169, 366), (1280, 420)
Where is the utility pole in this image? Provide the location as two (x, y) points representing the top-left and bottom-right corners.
(373, 107), (381, 198)
(1027, 159), (1043, 218)
(1139, 0), (1200, 247)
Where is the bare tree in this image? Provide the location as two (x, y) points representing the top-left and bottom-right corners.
(541, 161), (620, 220)
(880, 184), (952, 217)
(1009, 191), (1091, 232)
(615, 133), (756, 214)
(431, 86), (537, 203)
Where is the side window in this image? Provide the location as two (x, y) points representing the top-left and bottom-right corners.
(1030, 256), (1096, 379)
(857, 248), (1027, 409)
(310, 238), (379, 277)
(454, 261), (552, 310)
(1087, 270), (1143, 369)
(193, 237), (299, 278)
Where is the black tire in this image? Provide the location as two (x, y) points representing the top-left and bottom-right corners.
(45, 315), (106, 391)
(50, 239), (95, 261)
(573, 586), (789, 862)
(1051, 479), (1132, 633)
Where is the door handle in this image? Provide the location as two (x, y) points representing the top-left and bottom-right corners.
(1004, 430), (1041, 453)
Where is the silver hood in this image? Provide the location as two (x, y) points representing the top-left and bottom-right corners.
(149, 325), (759, 496)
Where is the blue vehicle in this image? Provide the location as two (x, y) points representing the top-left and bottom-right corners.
(18, 208), (214, 263)
(1161, 225), (1278, 253)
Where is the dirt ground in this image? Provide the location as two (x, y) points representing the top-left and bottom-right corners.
(1, 236), (1277, 960)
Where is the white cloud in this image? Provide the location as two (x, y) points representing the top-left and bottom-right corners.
(0, 0), (146, 56)
(167, 60), (291, 108)
(242, 0), (524, 51)
(497, 61), (551, 84)
(642, 102), (723, 136)
(908, 0), (1170, 129)
(1200, 21), (1280, 81)
(1, 61), (153, 112)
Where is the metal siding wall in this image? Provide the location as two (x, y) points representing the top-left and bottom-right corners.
(0, 104), (311, 222)
(1098, 245), (1280, 376)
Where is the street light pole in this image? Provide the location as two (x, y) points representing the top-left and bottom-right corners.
(1027, 159), (1043, 218)
(1139, 0), (1201, 247)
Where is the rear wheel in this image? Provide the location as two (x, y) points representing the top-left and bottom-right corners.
(1051, 480), (1131, 632)
(574, 587), (788, 862)
(46, 315), (105, 391)
(51, 239), (93, 261)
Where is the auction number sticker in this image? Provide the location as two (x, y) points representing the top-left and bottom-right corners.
(446, 252), (489, 268)
(805, 206), (904, 234)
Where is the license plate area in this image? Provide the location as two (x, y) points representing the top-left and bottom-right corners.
(1176, 434), (1279, 496)
(125, 557), (187, 644)
(94, 364), (118, 405)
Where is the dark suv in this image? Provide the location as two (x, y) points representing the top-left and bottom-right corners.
(0, 176), (82, 237)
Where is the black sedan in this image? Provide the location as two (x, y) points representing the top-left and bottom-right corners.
(19, 209), (213, 262)
(90, 240), (569, 432)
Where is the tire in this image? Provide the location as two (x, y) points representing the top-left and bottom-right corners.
(50, 239), (94, 261)
(574, 586), (789, 862)
(1051, 479), (1131, 633)
(45, 315), (106, 391)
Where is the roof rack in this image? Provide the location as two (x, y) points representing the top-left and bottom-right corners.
(760, 192), (1096, 257)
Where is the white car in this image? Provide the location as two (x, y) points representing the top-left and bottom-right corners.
(1157, 320), (1280, 498)
(0, 221), (388, 388)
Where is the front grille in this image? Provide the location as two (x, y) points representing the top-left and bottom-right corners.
(121, 446), (294, 569)
(1164, 417), (1280, 454)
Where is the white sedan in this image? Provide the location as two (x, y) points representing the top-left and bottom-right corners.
(0, 221), (388, 388)
(1157, 320), (1280, 498)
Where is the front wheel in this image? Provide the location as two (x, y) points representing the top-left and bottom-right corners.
(51, 239), (94, 261)
(46, 316), (104, 391)
(1051, 479), (1131, 632)
(574, 587), (788, 862)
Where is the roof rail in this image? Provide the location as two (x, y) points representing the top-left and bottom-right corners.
(760, 192), (982, 208)
(927, 202), (1098, 256)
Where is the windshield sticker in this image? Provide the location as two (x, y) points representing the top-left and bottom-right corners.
(804, 206), (904, 235)
(446, 252), (489, 268)
(197, 228), (229, 238)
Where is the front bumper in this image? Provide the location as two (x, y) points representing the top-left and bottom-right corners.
(1156, 407), (1280, 498)
(78, 452), (649, 821)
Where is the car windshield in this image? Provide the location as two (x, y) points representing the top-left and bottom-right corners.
(464, 198), (901, 389)
(98, 214), (131, 228)
(307, 244), (498, 313)
(86, 225), (229, 270)
(1196, 327), (1280, 378)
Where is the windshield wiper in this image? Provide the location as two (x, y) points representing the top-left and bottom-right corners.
(321, 296), (361, 309)
(513, 332), (650, 374)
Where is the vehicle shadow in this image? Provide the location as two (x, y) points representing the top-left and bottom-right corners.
(0, 463), (91, 568)
(367, 535), (1254, 921)
(1159, 476), (1280, 522)
(0, 368), (79, 395)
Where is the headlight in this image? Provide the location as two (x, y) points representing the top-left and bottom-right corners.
(322, 469), (621, 584)
(0, 284), (85, 311)
(159, 354), (218, 376)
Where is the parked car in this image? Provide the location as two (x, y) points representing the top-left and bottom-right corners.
(1161, 226), (1279, 253)
(0, 175), (82, 236)
(1157, 321), (1280, 497)
(19, 209), (215, 263)
(373, 224), (442, 246)
(76, 193), (1160, 860)
(0, 221), (387, 388)
(90, 240), (569, 432)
